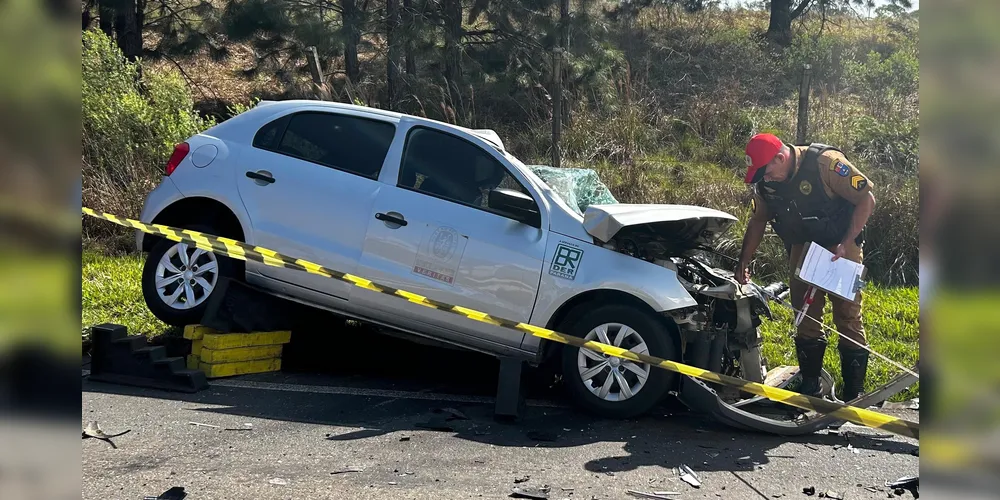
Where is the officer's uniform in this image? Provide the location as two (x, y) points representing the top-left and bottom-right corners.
(748, 142), (874, 400)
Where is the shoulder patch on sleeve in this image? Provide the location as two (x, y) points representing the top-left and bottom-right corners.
(850, 174), (868, 191)
(834, 161), (851, 177)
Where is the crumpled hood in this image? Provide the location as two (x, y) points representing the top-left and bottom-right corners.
(582, 204), (738, 247)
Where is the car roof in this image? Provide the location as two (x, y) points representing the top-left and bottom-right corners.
(240, 100), (508, 151)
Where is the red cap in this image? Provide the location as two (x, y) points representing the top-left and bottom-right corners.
(744, 133), (783, 183)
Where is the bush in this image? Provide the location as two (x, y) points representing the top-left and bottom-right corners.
(82, 28), (214, 248)
(843, 48), (918, 123)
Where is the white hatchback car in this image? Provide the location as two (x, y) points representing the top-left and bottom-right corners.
(136, 100), (777, 418)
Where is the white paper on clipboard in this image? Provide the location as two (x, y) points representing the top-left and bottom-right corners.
(796, 241), (866, 302)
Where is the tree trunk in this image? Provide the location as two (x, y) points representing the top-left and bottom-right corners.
(558, 0), (570, 126)
(767, 0), (811, 47)
(98, 0), (114, 37)
(403, 0), (416, 75)
(386, 0), (401, 108)
(113, 0), (142, 60)
(766, 0), (794, 47)
(441, 0), (463, 116)
(342, 0), (361, 84)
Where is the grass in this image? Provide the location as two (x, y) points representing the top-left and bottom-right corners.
(82, 249), (168, 337)
(82, 248), (919, 401)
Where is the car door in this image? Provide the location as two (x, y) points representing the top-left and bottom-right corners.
(236, 109), (398, 302)
(352, 124), (548, 349)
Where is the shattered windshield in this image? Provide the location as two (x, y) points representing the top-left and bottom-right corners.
(524, 165), (619, 216)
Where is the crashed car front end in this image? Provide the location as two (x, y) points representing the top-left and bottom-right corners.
(581, 203), (785, 386)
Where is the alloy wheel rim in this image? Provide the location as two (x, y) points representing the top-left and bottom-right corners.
(576, 322), (651, 402)
(154, 242), (219, 310)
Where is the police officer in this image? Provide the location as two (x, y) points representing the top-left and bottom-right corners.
(734, 133), (876, 401)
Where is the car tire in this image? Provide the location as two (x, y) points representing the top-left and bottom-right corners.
(141, 224), (237, 327)
(559, 304), (678, 419)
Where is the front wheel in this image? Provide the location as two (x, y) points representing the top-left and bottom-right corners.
(141, 225), (236, 327)
(559, 304), (678, 419)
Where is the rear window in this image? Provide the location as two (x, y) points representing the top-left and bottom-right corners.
(255, 111), (396, 179)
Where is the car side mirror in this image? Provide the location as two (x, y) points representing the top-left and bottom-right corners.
(489, 188), (541, 228)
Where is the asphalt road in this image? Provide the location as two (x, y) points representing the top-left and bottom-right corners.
(82, 327), (920, 500)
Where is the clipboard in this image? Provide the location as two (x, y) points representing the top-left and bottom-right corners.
(792, 241), (867, 304)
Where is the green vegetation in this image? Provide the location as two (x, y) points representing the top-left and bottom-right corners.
(82, 249), (169, 337)
(82, 5), (919, 287)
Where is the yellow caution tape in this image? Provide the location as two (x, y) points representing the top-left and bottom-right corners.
(82, 207), (920, 440)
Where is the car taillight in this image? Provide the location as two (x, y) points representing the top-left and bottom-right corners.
(165, 142), (190, 176)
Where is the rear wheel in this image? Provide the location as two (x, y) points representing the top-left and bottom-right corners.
(141, 224), (237, 327)
(559, 304), (678, 419)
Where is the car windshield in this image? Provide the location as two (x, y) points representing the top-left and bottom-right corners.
(500, 150), (619, 216)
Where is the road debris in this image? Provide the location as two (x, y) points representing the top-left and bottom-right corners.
(626, 489), (675, 500)
(818, 491), (844, 499)
(678, 464), (701, 488)
(330, 467), (365, 475)
(803, 443), (819, 451)
(886, 476), (918, 498)
(268, 478), (287, 485)
(188, 421), (220, 429)
(510, 486), (551, 499)
(881, 399), (919, 410)
(143, 486), (187, 500)
(399, 435), (411, 441)
(82, 421), (131, 449)
(514, 475), (531, 484)
(803, 486), (816, 495)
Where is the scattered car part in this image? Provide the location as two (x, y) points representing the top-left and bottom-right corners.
(82, 421), (131, 449)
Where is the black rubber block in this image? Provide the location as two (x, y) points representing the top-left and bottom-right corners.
(87, 323), (208, 393)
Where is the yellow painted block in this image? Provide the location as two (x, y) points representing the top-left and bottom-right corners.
(201, 331), (291, 350)
(191, 339), (203, 355)
(199, 358), (282, 378)
(200, 345), (283, 364)
(186, 354), (200, 370)
(183, 324), (218, 340)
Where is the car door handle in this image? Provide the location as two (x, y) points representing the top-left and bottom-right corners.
(375, 212), (407, 227)
(246, 171), (275, 184)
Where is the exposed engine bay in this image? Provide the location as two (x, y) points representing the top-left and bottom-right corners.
(590, 208), (789, 388)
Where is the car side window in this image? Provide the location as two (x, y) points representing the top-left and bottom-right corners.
(256, 111), (396, 179)
(398, 127), (532, 213)
(252, 114), (289, 149)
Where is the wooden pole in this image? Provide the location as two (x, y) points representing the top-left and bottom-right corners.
(552, 47), (562, 169)
(306, 46), (324, 87)
(797, 63), (812, 144)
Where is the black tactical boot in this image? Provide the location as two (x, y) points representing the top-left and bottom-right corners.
(795, 337), (828, 397)
(839, 346), (870, 402)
